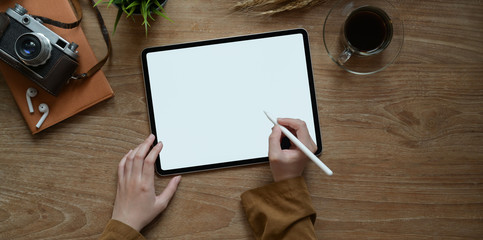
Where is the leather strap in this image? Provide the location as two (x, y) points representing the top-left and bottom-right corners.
(33, 0), (82, 29)
(32, 0), (111, 80)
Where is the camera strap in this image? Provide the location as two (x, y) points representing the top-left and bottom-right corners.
(32, 0), (111, 80)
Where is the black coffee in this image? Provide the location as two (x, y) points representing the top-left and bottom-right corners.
(344, 6), (392, 53)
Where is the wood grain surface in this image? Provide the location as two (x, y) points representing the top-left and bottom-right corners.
(1, 0), (482, 239)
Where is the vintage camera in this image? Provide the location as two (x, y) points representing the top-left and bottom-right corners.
(0, 4), (79, 95)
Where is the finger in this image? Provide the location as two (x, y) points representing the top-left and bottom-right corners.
(278, 118), (306, 133)
(278, 118), (315, 151)
(125, 146), (138, 178)
(118, 149), (132, 182)
(268, 125), (283, 159)
(143, 141), (163, 182)
(132, 134), (156, 178)
(155, 176), (182, 212)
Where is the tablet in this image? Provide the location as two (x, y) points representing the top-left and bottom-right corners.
(141, 29), (322, 175)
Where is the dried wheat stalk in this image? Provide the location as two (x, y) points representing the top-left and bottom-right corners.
(233, 0), (326, 15)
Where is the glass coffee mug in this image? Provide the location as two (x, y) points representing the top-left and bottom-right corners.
(323, 0), (404, 75)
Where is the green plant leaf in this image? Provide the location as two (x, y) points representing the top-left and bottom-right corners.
(112, 7), (124, 35)
(93, 0), (103, 7)
(97, 0), (172, 36)
(153, 8), (172, 22)
(106, 0), (116, 8)
(126, 1), (140, 12)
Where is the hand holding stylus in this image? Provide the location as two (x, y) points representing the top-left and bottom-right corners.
(265, 111), (333, 178)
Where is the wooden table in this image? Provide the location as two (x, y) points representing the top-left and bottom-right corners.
(1, 0), (482, 239)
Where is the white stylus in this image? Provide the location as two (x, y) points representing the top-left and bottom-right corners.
(264, 111), (333, 176)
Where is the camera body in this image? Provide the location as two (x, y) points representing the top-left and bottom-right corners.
(0, 4), (79, 95)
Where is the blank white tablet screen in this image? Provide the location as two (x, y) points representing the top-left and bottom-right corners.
(145, 32), (318, 171)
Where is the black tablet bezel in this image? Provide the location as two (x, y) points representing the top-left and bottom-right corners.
(141, 29), (322, 176)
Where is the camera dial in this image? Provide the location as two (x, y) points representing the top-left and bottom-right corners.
(13, 4), (27, 15)
(15, 33), (52, 67)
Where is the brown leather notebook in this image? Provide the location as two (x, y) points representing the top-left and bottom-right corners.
(0, 0), (114, 134)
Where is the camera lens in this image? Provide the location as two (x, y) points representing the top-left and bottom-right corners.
(15, 33), (51, 66)
(20, 39), (38, 56)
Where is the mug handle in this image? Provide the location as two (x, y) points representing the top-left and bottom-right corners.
(337, 48), (352, 65)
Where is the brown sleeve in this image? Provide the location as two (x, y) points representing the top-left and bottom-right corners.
(99, 219), (146, 240)
(241, 176), (317, 240)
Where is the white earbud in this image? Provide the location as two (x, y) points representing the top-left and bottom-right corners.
(26, 87), (38, 113)
(36, 103), (49, 129)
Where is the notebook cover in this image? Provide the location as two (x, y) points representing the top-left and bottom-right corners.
(0, 0), (114, 134)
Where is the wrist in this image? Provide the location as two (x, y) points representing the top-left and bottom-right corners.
(112, 216), (142, 232)
(273, 173), (301, 182)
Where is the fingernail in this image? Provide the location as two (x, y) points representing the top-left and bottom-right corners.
(175, 175), (182, 183)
